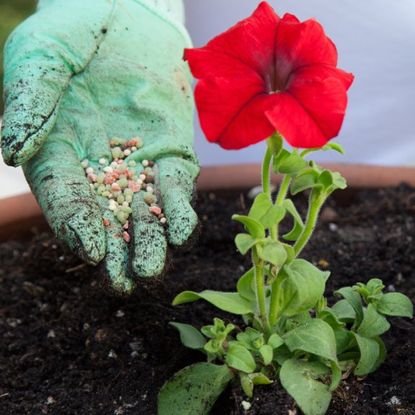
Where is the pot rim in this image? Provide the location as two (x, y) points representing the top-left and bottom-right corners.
(1, 163), (414, 238)
(197, 162), (415, 190)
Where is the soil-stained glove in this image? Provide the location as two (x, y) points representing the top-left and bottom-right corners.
(1, 0), (199, 292)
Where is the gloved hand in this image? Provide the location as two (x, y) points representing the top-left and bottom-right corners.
(1, 0), (199, 292)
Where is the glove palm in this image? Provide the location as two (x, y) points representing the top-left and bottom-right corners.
(1, 0), (199, 291)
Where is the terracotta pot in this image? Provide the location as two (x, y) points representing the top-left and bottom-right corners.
(1, 163), (414, 241)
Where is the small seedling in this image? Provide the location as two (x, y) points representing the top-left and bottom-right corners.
(157, 3), (413, 414)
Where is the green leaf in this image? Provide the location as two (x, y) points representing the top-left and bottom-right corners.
(353, 333), (380, 376)
(331, 299), (356, 322)
(318, 308), (345, 330)
(273, 149), (308, 175)
(283, 311), (313, 332)
(202, 319), (234, 358)
(173, 290), (253, 315)
(249, 193), (272, 221)
(267, 132), (284, 156)
(284, 318), (340, 390)
(237, 268), (256, 302)
(204, 339), (225, 356)
(330, 171), (347, 192)
(268, 333), (284, 349)
(247, 193), (286, 229)
(318, 170), (347, 194)
(158, 363), (234, 415)
(357, 278), (385, 301)
(236, 327), (263, 351)
(372, 336), (387, 372)
(354, 279), (385, 304)
(282, 243), (296, 262)
(318, 171), (333, 189)
(334, 329), (355, 355)
(257, 239), (287, 266)
(235, 233), (256, 255)
(276, 259), (329, 317)
(302, 142), (345, 157)
(259, 344), (273, 365)
(240, 373), (254, 398)
(169, 322), (206, 350)
(232, 214), (265, 239)
(283, 319), (338, 363)
(366, 278), (385, 291)
(330, 361), (342, 390)
(201, 318), (234, 339)
(274, 345), (293, 365)
(239, 372), (273, 398)
(377, 292), (413, 318)
(226, 343), (257, 373)
(282, 199), (305, 241)
(280, 359), (332, 415)
(335, 287), (363, 326)
(260, 205), (286, 229)
(357, 304), (390, 338)
(290, 168), (320, 195)
(323, 142), (345, 154)
(250, 372), (273, 385)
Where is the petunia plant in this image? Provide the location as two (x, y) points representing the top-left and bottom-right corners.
(158, 3), (413, 415)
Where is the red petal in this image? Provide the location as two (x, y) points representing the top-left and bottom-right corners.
(288, 64), (354, 90)
(279, 12), (300, 24)
(275, 15), (338, 85)
(286, 65), (353, 139)
(194, 74), (265, 143)
(184, 48), (264, 82)
(217, 94), (281, 149)
(198, 2), (280, 77)
(265, 93), (329, 148)
(294, 64), (354, 90)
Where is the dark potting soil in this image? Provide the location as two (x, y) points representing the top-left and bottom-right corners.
(1, 185), (415, 415)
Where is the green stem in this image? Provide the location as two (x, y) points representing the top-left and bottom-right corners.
(262, 143), (277, 240)
(268, 279), (280, 327)
(253, 250), (270, 334)
(293, 191), (325, 256)
(275, 175), (291, 206)
(260, 137), (292, 330)
(268, 176), (291, 327)
(269, 185), (323, 328)
(273, 174), (291, 239)
(262, 146), (273, 200)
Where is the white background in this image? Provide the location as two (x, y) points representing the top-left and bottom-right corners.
(1, 0), (415, 197)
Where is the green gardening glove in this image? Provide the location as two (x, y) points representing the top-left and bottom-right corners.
(1, 0), (199, 292)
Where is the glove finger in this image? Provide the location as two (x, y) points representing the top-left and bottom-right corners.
(23, 138), (106, 265)
(1, 1), (112, 166)
(130, 191), (167, 278)
(97, 199), (134, 294)
(157, 157), (199, 246)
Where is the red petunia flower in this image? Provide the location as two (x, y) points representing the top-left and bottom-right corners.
(184, 2), (354, 149)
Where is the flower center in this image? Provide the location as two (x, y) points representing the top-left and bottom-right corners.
(265, 70), (287, 95)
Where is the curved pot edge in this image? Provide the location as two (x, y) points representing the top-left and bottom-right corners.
(197, 163), (415, 190)
(1, 163), (414, 236)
